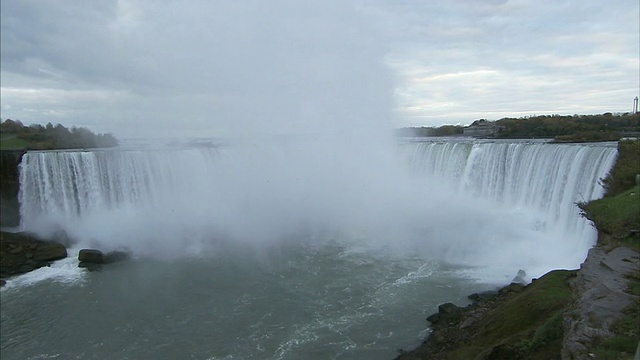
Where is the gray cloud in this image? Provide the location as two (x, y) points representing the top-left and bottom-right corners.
(386, 0), (639, 124)
(1, 0), (638, 137)
(1, 0), (394, 138)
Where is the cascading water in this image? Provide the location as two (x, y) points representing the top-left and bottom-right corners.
(3, 138), (618, 360)
(18, 139), (617, 280)
(404, 139), (617, 251)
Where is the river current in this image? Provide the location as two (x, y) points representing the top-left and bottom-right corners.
(1, 138), (617, 359)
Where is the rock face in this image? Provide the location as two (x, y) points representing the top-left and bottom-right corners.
(0, 231), (67, 278)
(78, 249), (105, 264)
(78, 249), (130, 271)
(0, 150), (26, 227)
(426, 302), (464, 325)
(395, 270), (576, 360)
(562, 246), (640, 360)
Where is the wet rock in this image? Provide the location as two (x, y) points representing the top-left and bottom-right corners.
(459, 316), (476, 329)
(468, 290), (499, 302)
(78, 262), (103, 271)
(78, 249), (105, 264)
(104, 250), (130, 263)
(562, 246), (639, 359)
(78, 248), (131, 269)
(426, 312), (441, 324)
(498, 283), (525, 295)
(9, 245), (23, 254)
(427, 302), (464, 325)
(0, 231), (67, 278)
(439, 302), (462, 315)
(33, 242), (67, 262)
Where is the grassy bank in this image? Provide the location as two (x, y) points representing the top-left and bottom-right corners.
(578, 140), (640, 358)
(580, 185), (639, 359)
(396, 271), (576, 359)
(0, 134), (31, 150)
(397, 139), (639, 359)
(582, 185), (640, 251)
(581, 138), (639, 267)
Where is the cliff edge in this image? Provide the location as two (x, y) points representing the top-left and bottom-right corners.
(395, 141), (639, 359)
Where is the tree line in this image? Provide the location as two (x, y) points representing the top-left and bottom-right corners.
(397, 113), (639, 141)
(494, 113), (638, 141)
(396, 125), (464, 137)
(0, 119), (118, 150)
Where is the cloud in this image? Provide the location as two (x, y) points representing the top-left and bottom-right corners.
(1, 0), (638, 136)
(387, 0), (639, 125)
(2, 0), (398, 138)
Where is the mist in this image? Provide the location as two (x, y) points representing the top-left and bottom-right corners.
(21, 138), (603, 284)
(14, 1), (614, 285)
(117, 0), (395, 139)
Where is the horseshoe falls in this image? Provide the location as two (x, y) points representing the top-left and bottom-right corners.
(402, 140), (617, 275)
(2, 139), (617, 360)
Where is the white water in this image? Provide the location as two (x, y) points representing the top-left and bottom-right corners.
(17, 139), (617, 283)
(404, 139), (618, 252)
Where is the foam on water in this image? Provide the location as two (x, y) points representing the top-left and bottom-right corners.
(1, 248), (85, 290)
(15, 139), (617, 283)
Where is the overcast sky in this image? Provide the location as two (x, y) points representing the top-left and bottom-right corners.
(1, 0), (638, 139)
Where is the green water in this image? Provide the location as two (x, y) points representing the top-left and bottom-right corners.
(1, 240), (486, 360)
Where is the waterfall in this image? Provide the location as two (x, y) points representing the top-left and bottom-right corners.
(19, 147), (221, 224)
(17, 139), (618, 281)
(405, 140), (617, 246)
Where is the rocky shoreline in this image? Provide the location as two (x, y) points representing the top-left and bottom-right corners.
(395, 271), (573, 360)
(395, 141), (640, 359)
(563, 245), (639, 359)
(0, 231), (130, 286)
(0, 231), (67, 285)
(2, 234), (637, 358)
(393, 243), (639, 359)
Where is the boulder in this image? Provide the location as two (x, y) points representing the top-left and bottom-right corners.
(78, 262), (103, 272)
(427, 302), (464, 325)
(104, 250), (130, 263)
(426, 312), (441, 324)
(0, 231), (67, 278)
(78, 249), (105, 264)
(33, 242), (67, 262)
(438, 302), (462, 315)
(78, 248), (131, 270)
(468, 289), (499, 302)
(498, 282), (525, 295)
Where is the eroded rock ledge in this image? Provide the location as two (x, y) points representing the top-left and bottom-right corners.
(393, 243), (639, 360)
(0, 231), (67, 282)
(77, 248), (131, 271)
(395, 270), (574, 360)
(562, 246), (639, 359)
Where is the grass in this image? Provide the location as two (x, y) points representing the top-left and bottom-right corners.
(0, 134), (31, 150)
(452, 270), (576, 359)
(601, 140), (640, 197)
(592, 272), (640, 360)
(582, 139), (640, 359)
(581, 185), (640, 251)
(399, 140), (639, 359)
(580, 140), (639, 250)
(593, 306), (639, 359)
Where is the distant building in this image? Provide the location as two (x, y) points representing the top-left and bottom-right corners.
(463, 119), (504, 137)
